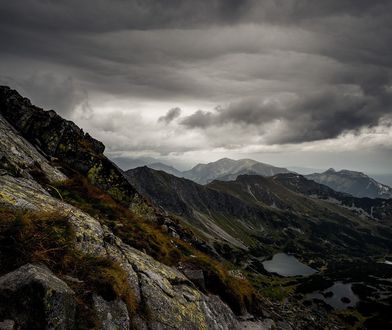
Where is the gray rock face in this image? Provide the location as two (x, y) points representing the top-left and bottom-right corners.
(0, 264), (76, 330)
(181, 267), (206, 291)
(93, 294), (130, 330)
(0, 86), (137, 204)
(0, 173), (240, 329)
(0, 114), (66, 183)
(0, 320), (15, 330)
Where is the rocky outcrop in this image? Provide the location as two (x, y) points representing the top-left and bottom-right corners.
(93, 294), (130, 330)
(0, 173), (240, 329)
(0, 86), (243, 328)
(0, 114), (66, 183)
(0, 86), (137, 203)
(0, 264), (76, 329)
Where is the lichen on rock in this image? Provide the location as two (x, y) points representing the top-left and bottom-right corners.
(0, 174), (240, 329)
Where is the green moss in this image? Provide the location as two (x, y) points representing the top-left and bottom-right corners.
(87, 164), (102, 183)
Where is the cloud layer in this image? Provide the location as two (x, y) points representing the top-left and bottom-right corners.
(0, 0), (391, 172)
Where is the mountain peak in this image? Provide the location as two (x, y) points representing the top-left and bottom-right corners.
(183, 157), (290, 184)
(307, 168), (392, 199)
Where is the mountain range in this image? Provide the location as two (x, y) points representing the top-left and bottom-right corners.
(182, 158), (291, 184)
(125, 157), (291, 184)
(128, 157), (392, 200)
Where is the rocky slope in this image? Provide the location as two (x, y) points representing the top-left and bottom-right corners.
(0, 86), (137, 204)
(306, 168), (392, 199)
(126, 166), (268, 250)
(0, 174), (238, 329)
(0, 86), (254, 329)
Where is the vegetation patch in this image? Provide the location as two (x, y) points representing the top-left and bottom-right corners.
(0, 209), (137, 329)
(51, 176), (260, 315)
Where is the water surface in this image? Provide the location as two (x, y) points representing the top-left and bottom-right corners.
(306, 281), (359, 309)
(262, 253), (317, 277)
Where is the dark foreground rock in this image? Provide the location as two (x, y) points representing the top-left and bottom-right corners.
(0, 264), (76, 329)
(93, 294), (130, 330)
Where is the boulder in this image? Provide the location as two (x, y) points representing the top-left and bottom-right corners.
(0, 320), (15, 330)
(93, 294), (130, 330)
(0, 264), (76, 330)
(181, 268), (206, 291)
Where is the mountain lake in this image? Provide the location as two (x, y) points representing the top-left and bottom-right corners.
(262, 253), (317, 277)
(306, 281), (359, 309)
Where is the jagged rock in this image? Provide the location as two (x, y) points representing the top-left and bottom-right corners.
(181, 267), (206, 291)
(0, 114), (66, 183)
(0, 264), (76, 329)
(93, 294), (130, 330)
(201, 295), (240, 330)
(0, 86), (137, 204)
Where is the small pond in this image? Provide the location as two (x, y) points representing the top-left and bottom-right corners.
(306, 281), (359, 309)
(262, 253), (317, 277)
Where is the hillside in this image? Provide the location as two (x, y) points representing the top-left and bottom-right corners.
(0, 86), (263, 329)
(127, 167), (392, 262)
(306, 168), (392, 199)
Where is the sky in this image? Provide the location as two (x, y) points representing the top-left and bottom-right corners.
(0, 0), (391, 174)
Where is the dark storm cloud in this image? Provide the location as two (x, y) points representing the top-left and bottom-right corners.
(158, 107), (182, 124)
(181, 84), (392, 143)
(0, 73), (87, 118)
(0, 0), (391, 148)
(0, 0), (389, 32)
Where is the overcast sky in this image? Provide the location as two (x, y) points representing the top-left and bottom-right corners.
(0, 0), (391, 173)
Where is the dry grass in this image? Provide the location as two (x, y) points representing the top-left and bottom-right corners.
(0, 209), (138, 328)
(50, 176), (259, 315)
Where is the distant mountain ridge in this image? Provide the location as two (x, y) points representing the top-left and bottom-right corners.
(147, 162), (185, 178)
(182, 158), (291, 184)
(306, 168), (392, 199)
(122, 157), (291, 185)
